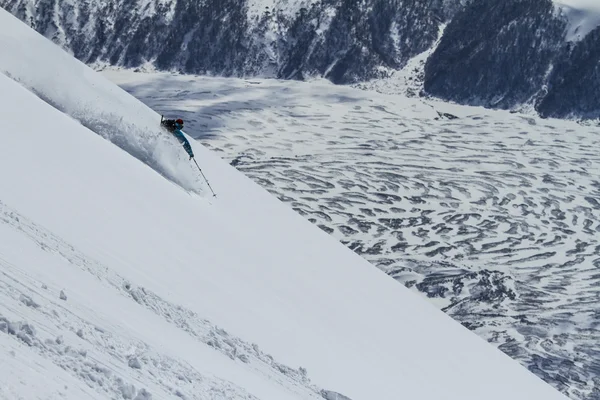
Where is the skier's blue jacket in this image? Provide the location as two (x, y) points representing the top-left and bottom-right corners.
(173, 122), (194, 158)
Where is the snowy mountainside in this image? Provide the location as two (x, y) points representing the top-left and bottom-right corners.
(0, 0), (449, 83)
(423, 0), (600, 119)
(0, 64), (317, 400)
(352, 23), (446, 97)
(0, 8), (570, 400)
(554, 0), (600, 41)
(4, 0), (600, 118)
(3, 0), (600, 118)
(106, 69), (600, 400)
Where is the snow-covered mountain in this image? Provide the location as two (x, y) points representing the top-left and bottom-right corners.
(424, 0), (600, 118)
(0, 0), (452, 83)
(106, 69), (600, 400)
(0, 8), (572, 400)
(5, 0), (600, 118)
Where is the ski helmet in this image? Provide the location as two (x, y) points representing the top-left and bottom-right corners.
(176, 118), (184, 125)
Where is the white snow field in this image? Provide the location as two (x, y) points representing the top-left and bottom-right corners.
(104, 70), (600, 400)
(554, 0), (600, 40)
(0, 8), (570, 400)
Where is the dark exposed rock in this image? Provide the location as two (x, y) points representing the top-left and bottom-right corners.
(424, 0), (566, 110)
(537, 26), (600, 119)
(1, 0), (448, 84)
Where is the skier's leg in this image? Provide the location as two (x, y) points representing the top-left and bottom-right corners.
(183, 141), (194, 159)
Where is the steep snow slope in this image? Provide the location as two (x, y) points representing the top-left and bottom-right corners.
(106, 70), (600, 400)
(555, 0), (600, 40)
(0, 9), (569, 400)
(0, 72), (321, 400)
(0, 6), (200, 193)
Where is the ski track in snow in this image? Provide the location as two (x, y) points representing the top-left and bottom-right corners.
(0, 200), (322, 400)
(106, 71), (600, 400)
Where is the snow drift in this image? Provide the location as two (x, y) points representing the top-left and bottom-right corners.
(0, 7), (569, 400)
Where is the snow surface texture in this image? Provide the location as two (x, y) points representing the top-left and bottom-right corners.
(0, 194), (317, 400)
(106, 70), (600, 400)
(0, 0), (446, 84)
(0, 9), (202, 194)
(0, 9), (570, 400)
(555, 0), (600, 40)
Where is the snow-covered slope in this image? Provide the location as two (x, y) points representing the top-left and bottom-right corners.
(0, 0), (446, 83)
(0, 58), (318, 400)
(555, 0), (600, 40)
(0, 8), (570, 400)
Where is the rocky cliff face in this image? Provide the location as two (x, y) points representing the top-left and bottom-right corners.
(0, 0), (454, 83)
(536, 27), (600, 119)
(423, 0), (566, 109)
(2, 0), (600, 118)
(423, 0), (600, 119)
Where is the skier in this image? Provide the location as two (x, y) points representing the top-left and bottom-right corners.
(161, 116), (194, 159)
(161, 116), (217, 196)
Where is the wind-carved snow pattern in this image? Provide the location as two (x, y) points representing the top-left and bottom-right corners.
(108, 71), (600, 400)
(0, 200), (327, 400)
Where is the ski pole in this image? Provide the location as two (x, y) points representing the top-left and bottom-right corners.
(193, 158), (217, 197)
